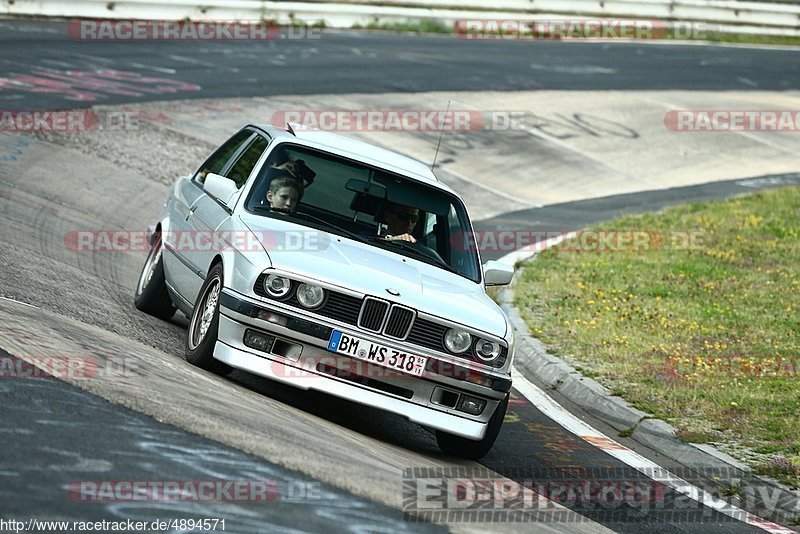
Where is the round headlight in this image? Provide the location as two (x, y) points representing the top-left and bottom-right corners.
(475, 338), (502, 362)
(444, 328), (472, 353)
(296, 283), (325, 309)
(264, 274), (291, 298)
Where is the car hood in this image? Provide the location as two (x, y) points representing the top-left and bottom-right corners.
(240, 214), (508, 337)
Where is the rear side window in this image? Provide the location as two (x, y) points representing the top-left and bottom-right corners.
(226, 135), (269, 187)
(194, 130), (252, 183)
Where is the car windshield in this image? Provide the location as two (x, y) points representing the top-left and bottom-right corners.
(244, 142), (481, 282)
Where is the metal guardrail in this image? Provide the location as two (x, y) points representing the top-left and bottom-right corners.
(3, 0), (800, 36)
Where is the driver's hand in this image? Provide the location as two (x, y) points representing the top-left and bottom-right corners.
(386, 233), (416, 243)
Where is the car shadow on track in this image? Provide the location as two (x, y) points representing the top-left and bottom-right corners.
(224, 368), (443, 456)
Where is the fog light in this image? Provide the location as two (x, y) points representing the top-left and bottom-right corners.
(243, 329), (275, 352)
(458, 395), (486, 416)
(256, 310), (288, 327)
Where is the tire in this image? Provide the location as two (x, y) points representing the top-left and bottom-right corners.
(436, 394), (509, 460)
(134, 231), (176, 321)
(185, 263), (232, 376)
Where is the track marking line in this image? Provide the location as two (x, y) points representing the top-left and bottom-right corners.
(511, 367), (796, 534)
(639, 95), (800, 157)
(496, 231), (576, 267)
(438, 166), (540, 207)
(0, 296), (38, 308)
(129, 62), (177, 75)
(167, 55), (215, 67)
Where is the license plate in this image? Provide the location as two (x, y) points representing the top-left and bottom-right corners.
(327, 331), (427, 377)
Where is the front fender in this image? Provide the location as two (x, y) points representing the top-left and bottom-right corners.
(214, 217), (273, 296)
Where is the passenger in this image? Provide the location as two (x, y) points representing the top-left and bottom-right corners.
(271, 158), (316, 187)
(382, 202), (420, 242)
(267, 176), (303, 213)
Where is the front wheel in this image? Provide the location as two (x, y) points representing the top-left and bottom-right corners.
(134, 232), (176, 320)
(185, 263), (232, 376)
(436, 394), (508, 460)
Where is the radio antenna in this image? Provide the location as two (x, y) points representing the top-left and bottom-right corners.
(431, 99), (452, 171)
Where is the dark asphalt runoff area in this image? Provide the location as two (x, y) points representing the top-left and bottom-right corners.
(1, 18), (797, 533)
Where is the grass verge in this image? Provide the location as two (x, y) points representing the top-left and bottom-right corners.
(692, 31), (800, 47)
(351, 20), (452, 34)
(514, 186), (800, 487)
(349, 19), (800, 47)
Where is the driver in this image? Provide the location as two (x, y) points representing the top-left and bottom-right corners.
(383, 202), (420, 242)
(267, 175), (303, 213)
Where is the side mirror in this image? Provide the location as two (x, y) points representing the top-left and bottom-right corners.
(204, 173), (239, 210)
(483, 260), (514, 286)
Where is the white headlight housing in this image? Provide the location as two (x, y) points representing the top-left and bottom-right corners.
(296, 283), (325, 309)
(264, 274), (291, 298)
(475, 338), (502, 362)
(444, 328), (472, 353)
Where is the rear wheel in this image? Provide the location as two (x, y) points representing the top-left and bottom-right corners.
(134, 231), (176, 320)
(185, 263), (232, 376)
(436, 394), (508, 460)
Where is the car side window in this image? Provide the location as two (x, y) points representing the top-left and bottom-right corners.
(226, 135), (269, 188)
(194, 130), (253, 183)
(423, 212), (437, 248)
(447, 205), (478, 279)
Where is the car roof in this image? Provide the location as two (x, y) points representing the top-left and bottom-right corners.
(251, 123), (458, 195)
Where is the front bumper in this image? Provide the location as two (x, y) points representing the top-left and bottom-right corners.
(215, 289), (511, 440)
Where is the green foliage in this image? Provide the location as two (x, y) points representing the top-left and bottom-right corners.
(515, 186), (800, 486)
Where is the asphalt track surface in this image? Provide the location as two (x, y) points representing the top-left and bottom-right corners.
(1, 19), (798, 533)
(1, 20), (799, 111)
(1, 348), (432, 533)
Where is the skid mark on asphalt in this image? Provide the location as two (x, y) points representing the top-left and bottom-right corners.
(0, 67), (200, 103)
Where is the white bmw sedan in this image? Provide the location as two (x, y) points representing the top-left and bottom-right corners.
(135, 123), (515, 458)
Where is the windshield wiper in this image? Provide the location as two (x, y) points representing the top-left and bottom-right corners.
(252, 205), (290, 215)
(291, 210), (371, 243)
(250, 206), (458, 273)
(252, 205), (369, 243)
(374, 239), (458, 273)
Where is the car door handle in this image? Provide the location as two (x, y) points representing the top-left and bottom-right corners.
(186, 205), (198, 221)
